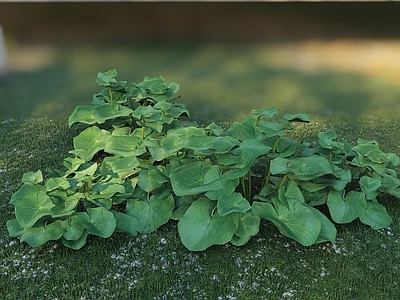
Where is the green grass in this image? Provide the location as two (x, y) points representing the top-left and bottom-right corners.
(1, 117), (399, 300)
(1, 42), (400, 299)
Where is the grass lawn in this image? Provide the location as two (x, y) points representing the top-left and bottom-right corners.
(1, 42), (400, 299)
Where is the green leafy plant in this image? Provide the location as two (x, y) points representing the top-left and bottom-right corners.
(7, 70), (400, 251)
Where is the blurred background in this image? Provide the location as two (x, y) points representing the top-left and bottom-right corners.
(1, 2), (400, 121)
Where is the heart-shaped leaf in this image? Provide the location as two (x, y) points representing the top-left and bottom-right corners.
(178, 198), (239, 251)
(359, 176), (381, 200)
(217, 192), (251, 216)
(309, 207), (337, 244)
(251, 107), (279, 119)
(61, 215), (85, 241)
(283, 112), (311, 123)
(230, 211), (260, 246)
(15, 191), (55, 228)
(46, 177), (70, 192)
(105, 135), (146, 157)
(96, 69), (118, 86)
(126, 194), (174, 233)
(68, 105), (96, 127)
(22, 170), (43, 185)
(7, 218), (24, 237)
(270, 156), (334, 180)
(112, 211), (139, 236)
(170, 161), (221, 196)
(75, 208), (116, 238)
(9, 184), (40, 205)
(327, 190), (366, 223)
(70, 126), (111, 161)
(50, 194), (80, 218)
(94, 104), (133, 124)
(360, 201), (392, 229)
(252, 199), (321, 246)
(20, 220), (65, 247)
(62, 231), (89, 250)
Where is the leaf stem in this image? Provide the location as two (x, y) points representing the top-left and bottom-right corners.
(247, 171), (252, 201)
(240, 177), (247, 200)
(263, 166), (271, 189)
(108, 86), (114, 105)
(277, 174), (287, 189)
(272, 136), (280, 153)
(263, 174), (288, 198)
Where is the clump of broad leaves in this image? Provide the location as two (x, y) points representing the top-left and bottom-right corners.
(7, 70), (400, 251)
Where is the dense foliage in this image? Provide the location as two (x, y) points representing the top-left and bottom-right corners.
(7, 70), (400, 251)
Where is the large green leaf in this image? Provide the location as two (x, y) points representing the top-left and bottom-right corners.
(170, 162), (221, 196)
(251, 107), (279, 119)
(75, 208), (116, 238)
(178, 198), (239, 251)
(50, 194), (80, 218)
(104, 135), (146, 157)
(112, 211), (139, 236)
(63, 157), (86, 174)
(21, 170), (43, 185)
(327, 190), (366, 224)
(205, 177), (239, 201)
(61, 215), (85, 241)
(102, 155), (140, 173)
(283, 112), (311, 123)
(360, 202), (392, 229)
(6, 218), (24, 237)
(309, 207), (337, 244)
(94, 104), (133, 124)
(318, 130), (341, 150)
(137, 166), (169, 193)
(359, 176), (381, 200)
(223, 139), (271, 179)
(211, 136), (239, 154)
(184, 136), (217, 151)
(68, 105), (96, 127)
(62, 231), (89, 250)
(217, 192), (251, 216)
(126, 194), (174, 233)
(72, 162), (98, 183)
(9, 183), (40, 205)
(351, 139), (388, 174)
(15, 191), (55, 228)
(224, 121), (254, 141)
(20, 220), (65, 247)
(252, 199), (321, 246)
(256, 119), (287, 137)
(96, 69), (118, 86)
(70, 126), (111, 161)
(270, 156), (334, 180)
(282, 181), (305, 204)
(45, 176), (70, 192)
(144, 139), (166, 161)
(230, 211), (260, 246)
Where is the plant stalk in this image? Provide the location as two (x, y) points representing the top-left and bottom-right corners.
(108, 86), (114, 105)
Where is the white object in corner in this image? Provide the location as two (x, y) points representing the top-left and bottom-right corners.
(0, 25), (7, 75)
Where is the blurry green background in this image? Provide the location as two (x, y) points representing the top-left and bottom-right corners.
(1, 2), (400, 121)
